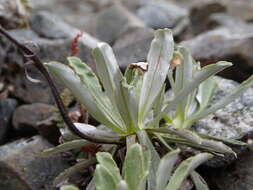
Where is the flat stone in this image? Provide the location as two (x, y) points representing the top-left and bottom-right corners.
(87, 3), (144, 44)
(189, 1), (227, 35)
(181, 27), (253, 82)
(205, 151), (253, 190)
(12, 103), (56, 135)
(0, 98), (18, 144)
(28, 0), (95, 31)
(0, 135), (70, 190)
(137, 0), (188, 29)
(113, 26), (154, 69)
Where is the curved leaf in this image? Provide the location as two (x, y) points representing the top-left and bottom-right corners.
(139, 28), (174, 122)
(156, 149), (180, 190)
(42, 139), (92, 155)
(165, 153), (213, 190)
(45, 61), (125, 134)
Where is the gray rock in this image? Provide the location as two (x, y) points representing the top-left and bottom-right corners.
(88, 3), (144, 44)
(0, 135), (70, 190)
(192, 77), (253, 167)
(206, 151), (253, 190)
(189, 1), (227, 35)
(28, 0), (95, 31)
(113, 26), (154, 69)
(194, 77), (253, 140)
(181, 27), (253, 82)
(0, 98), (18, 144)
(12, 103), (56, 135)
(120, 0), (142, 11)
(137, 0), (188, 29)
(29, 11), (72, 39)
(0, 0), (28, 29)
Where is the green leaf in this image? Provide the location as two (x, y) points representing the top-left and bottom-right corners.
(60, 185), (79, 190)
(96, 152), (121, 183)
(150, 127), (202, 145)
(54, 158), (96, 186)
(197, 133), (247, 146)
(139, 28), (174, 123)
(137, 130), (160, 190)
(153, 84), (166, 128)
(160, 61), (232, 118)
(73, 123), (123, 143)
(191, 171), (209, 190)
(95, 164), (118, 190)
(165, 153), (213, 190)
(120, 79), (140, 131)
(195, 77), (217, 111)
(156, 149), (180, 190)
(190, 75), (253, 121)
(45, 61), (125, 134)
(93, 43), (133, 129)
(42, 139), (92, 155)
(123, 144), (147, 190)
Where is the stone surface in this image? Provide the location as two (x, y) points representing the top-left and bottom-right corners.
(12, 103), (56, 134)
(0, 135), (70, 190)
(181, 27), (253, 82)
(113, 26), (154, 69)
(0, 0), (28, 29)
(193, 77), (253, 139)
(137, 0), (188, 29)
(205, 151), (253, 190)
(189, 1), (227, 35)
(28, 0), (95, 31)
(0, 98), (18, 144)
(88, 3), (144, 44)
(191, 77), (253, 168)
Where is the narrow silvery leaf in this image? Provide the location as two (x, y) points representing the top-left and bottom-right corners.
(160, 61), (232, 118)
(54, 158), (96, 187)
(197, 133), (246, 146)
(191, 171), (209, 190)
(120, 80), (140, 131)
(137, 130), (160, 190)
(139, 29), (174, 123)
(93, 43), (132, 128)
(74, 123), (123, 143)
(123, 144), (146, 190)
(156, 149), (180, 190)
(94, 165), (118, 190)
(191, 74), (253, 121)
(196, 76), (217, 111)
(42, 139), (92, 155)
(150, 127), (202, 145)
(68, 56), (102, 90)
(200, 138), (236, 155)
(67, 57), (126, 133)
(96, 152), (121, 183)
(165, 153), (213, 190)
(45, 62), (125, 134)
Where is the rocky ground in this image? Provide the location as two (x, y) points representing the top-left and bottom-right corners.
(0, 0), (253, 189)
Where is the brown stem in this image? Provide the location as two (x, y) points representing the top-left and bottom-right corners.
(0, 27), (123, 145)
